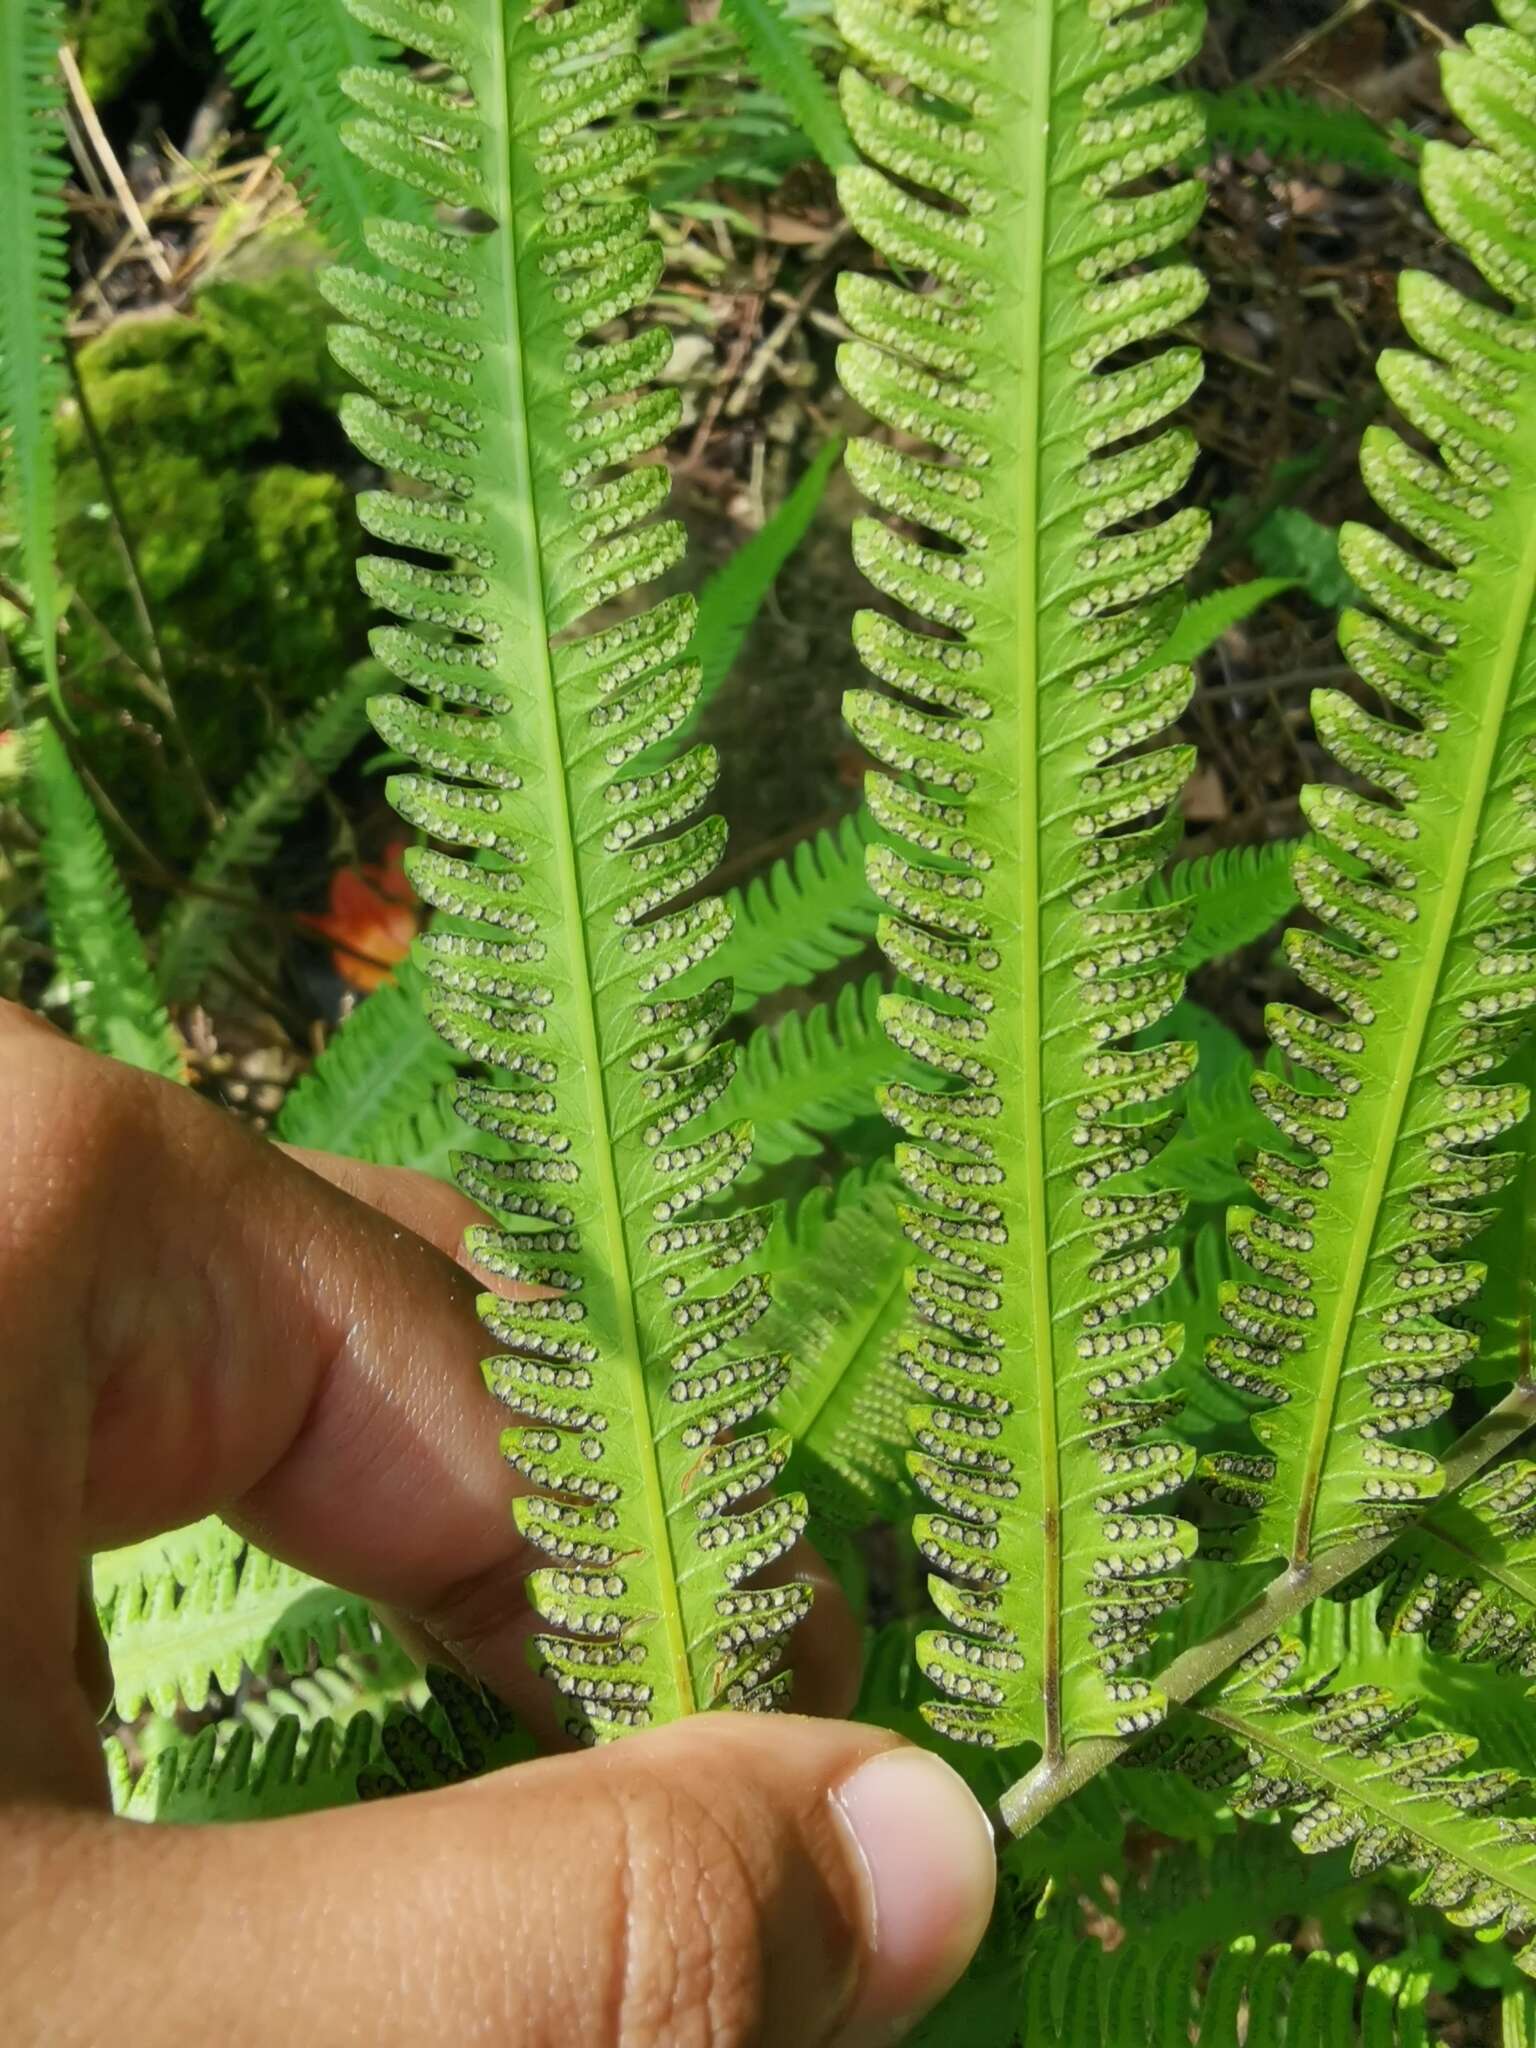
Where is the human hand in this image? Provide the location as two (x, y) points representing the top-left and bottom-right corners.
(0, 1003), (996, 2045)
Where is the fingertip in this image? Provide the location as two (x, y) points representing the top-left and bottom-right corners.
(830, 1747), (998, 2042)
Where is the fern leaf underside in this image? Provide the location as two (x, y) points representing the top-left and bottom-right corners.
(330, 0), (806, 1739)
(1208, 0), (1536, 1570)
(837, 0), (1209, 1754)
(1347, 1458), (1536, 1680)
(1172, 1633), (1536, 1973)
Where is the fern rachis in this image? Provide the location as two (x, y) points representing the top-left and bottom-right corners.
(327, 0), (807, 1738)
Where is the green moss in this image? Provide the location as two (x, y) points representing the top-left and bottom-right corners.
(69, 0), (164, 104)
(47, 267), (368, 863)
(70, 272), (343, 464)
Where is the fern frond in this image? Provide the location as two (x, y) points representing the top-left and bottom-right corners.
(153, 659), (379, 1003)
(328, 0), (808, 1738)
(27, 721), (183, 1078)
(1201, 85), (1424, 186)
(1510, 1987), (1536, 2047)
(1252, 506), (1359, 612)
(1139, 1007), (1269, 1207)
(239, 1640), (425, 1736)
(1472, 1037), (1536, 1386)
(109, 1707), (384, 1823)
(273, 961), (458, 1159)
(719, 0), (855, 173)
(199, 0), (411, 264)
(91, 1516), (243, 1599)
(361, 1078), (476, 1180)
(1341, 1461), (1536, 1680)
(1166, 1633), (1536, 1973)
(0, 0), (69, 718)
(724, 974), (904, 1175)
(1149, 841), (1302, 974)
(685, 434), (843, 733)
(1207, 2), (1536, 1571)
(1021, 1916), (1432, 2048)
(837, 0), (1210, 1754)
(1155, 574), (1296, 668)
(354, 1667), (538, 1798)
(110, 1669), (530, 1822)
(709, 808), (879, 1012)
(93, 1532), (377, 1717)
(764, 1165), (910, 1532)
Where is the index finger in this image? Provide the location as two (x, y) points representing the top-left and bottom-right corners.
(0, 1007), (857, 1770)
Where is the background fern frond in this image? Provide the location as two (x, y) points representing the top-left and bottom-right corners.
(109, 1705), (384, 1824)
(330, 0), (808, 1737)
(354, 1077), (474, 1181)
(153, 658), (380, 1002)
(1, 1), (71, 718)
(238, 1641), (424, 1738)
(1208, 1), (1536, 1571)
(1156, 576), (1297, 668)
(708, 808), (879, 1012)
(91, 1516), (243, 1599)
(1201, 85), (1424, 186)
(1251, 506), (1360, 611)
(93, 1530), (380, 1717)
(110, 1669), (531, 1823)
(764, 1165), (909, 1538)
(1150, 840), (1302, 974)
(685, 435), (844, 734)
(1138, 1004), (1270, 1207)
(199, 0), (411, 264)
(1018, 1916), (1432, 2048)
(27, 720), (183, 1078)
(718, 0), (855, 174)
(724, 974), (904, 1176)
(273, 962), (459, 1161)
(837, 0), (1210, 1754)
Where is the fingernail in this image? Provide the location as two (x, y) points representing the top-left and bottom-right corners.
(830, 1747), (997, 2043)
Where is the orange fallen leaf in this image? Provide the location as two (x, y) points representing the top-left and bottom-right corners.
(303, 836), (420, 992)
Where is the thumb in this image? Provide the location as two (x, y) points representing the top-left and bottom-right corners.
(9, 1716), (997, 2046)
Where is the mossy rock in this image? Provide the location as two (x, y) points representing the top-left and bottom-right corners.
(50, 267), (368, 863)
(69, 0), (165, 103)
